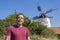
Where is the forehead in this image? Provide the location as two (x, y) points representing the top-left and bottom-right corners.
(18, 15), (24, 17)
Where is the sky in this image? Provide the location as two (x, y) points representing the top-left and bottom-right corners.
(0, 0), (60, 27)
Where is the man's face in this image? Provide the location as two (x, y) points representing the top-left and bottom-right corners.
(16, 15), (24, 25)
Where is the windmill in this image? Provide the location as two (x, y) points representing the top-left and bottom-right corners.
(33, 3), (57, 27)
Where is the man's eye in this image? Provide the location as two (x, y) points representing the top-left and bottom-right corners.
(17, 17), (24, 19)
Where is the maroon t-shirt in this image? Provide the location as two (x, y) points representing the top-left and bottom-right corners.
(5, 25), (30, 40)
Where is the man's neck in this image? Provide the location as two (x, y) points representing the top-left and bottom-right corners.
(17, 24), (23, 27)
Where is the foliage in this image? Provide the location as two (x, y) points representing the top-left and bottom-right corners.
(30, 34), (41, 40)
(0, 20), (6, 36)
(23, 16), (31, 26)
(41, 28), (57, 38)
(28, 22), (47, 35)
(57, 34), (60, 39)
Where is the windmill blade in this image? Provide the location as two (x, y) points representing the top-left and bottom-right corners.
(48, 16), (53, 18)
(37, 5), (42, 11)
(45, 8), (58, 14)
(37, 3), (42, 12)
(33, 16), (39, 20)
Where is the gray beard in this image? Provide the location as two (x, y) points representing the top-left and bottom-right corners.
(17, 21), (23, 25)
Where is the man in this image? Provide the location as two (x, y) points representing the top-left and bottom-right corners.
(5, 13), (30, 40)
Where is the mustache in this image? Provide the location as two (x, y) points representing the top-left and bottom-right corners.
(17, 20), (23, 22)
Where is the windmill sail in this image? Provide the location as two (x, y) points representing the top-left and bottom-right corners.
(37, 6), (41, 11)
(45, 8), (57, 14)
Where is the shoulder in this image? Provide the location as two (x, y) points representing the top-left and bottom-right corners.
(23, 27), (29, 31)
(7, 24), (17, 29)
(6, 25), (14, 30)
(4, 25), (13, 35)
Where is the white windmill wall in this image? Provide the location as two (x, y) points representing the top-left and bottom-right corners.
(38, 18), (51, 27)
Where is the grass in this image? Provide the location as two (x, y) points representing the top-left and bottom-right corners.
(0, 34), (59, 40)
(30, 34), (58, 40)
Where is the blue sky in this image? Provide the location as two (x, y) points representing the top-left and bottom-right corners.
(0, 0), (60, 27)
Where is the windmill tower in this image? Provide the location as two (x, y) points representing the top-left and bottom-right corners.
(33, 4), (57, 27)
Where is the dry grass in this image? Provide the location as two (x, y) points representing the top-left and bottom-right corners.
(40, 37), (58, 40)
(30, 34), (59, 40)
(0, 34), (59, 40)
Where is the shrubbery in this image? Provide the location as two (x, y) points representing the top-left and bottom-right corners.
(28, 22), (47, 35)
(41, 28), (57, 38)
(28, 22), (57, 38)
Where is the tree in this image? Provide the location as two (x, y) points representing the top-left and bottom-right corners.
(0, 19), (6, 36)
(23, 16), (31, 26)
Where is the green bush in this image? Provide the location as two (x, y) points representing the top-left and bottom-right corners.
(28, 22), (47, 35)
(30, 34), (41, 40)
(23, 16), (31, 27)
(41, 28), (57, 38)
